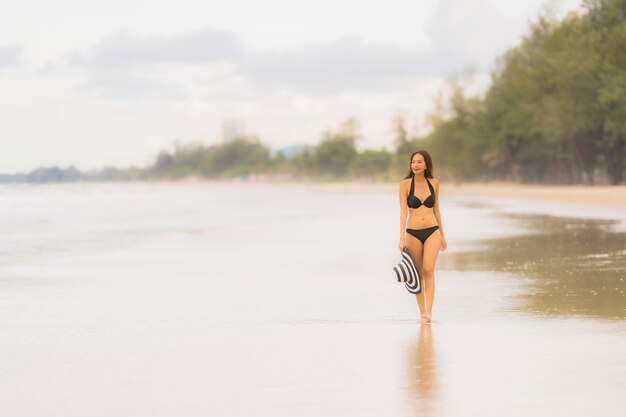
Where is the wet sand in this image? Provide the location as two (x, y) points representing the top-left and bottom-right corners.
(0, 182), (624, 416)
(444, 213), (626, 319)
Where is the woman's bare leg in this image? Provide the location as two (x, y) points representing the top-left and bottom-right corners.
(405, 233), (425, 319)
(422, 230), (442, 320)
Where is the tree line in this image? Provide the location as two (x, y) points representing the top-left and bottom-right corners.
(149, 117), (403, 182)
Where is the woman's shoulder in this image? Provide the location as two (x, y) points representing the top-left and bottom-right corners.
(430, 177), (440, 185)
(399, 178), (411, 192)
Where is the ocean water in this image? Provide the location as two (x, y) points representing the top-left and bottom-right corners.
(0, 182), (624, 417)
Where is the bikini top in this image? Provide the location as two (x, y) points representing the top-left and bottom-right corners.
(407, 176), (435, 209)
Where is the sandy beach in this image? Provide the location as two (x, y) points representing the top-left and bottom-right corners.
(199, 179), (626, 209)
(442, 182), (626, 208)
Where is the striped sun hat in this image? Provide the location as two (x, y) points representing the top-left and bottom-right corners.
(392, 248), (422, 294)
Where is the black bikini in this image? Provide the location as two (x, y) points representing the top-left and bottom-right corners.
(407, 176), (435, 209)
(405, 176), (440, 244)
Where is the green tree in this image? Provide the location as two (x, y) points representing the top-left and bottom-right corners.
(350, 149), (392, 179)
(203, 135), (271, 178)
(392, 113), (412, 155)
(314, 117), (361, 178)
(423, 76), (484, 182)
(587, 0), (626, 183)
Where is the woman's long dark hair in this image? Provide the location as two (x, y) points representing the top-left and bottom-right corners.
(403, 150), (435, 180)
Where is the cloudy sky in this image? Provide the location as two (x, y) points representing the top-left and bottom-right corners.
(1, 0), (581, 172)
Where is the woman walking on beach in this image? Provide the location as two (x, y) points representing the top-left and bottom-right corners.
(398, 150), (447, 324)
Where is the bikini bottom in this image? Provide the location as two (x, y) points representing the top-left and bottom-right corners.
(405, 225), (439, 245)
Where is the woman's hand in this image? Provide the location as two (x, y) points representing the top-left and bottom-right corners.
(441, 236), (447, 251)
(398, 239), (407, 252)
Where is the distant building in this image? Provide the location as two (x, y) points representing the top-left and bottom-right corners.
(272, 144), (313, 159)
(222, 119), (245, 142)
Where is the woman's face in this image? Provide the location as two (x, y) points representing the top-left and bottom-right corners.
(411, 154), (426, 174)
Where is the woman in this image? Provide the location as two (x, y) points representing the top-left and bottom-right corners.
(398, 150), (447, 324)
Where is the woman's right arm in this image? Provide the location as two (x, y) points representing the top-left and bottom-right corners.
(398, 181), (408, 250)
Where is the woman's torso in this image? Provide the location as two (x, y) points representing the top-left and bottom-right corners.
(404, 176), (438, 230)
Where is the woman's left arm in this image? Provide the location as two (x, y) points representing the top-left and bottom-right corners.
(433, 179), (447, 251)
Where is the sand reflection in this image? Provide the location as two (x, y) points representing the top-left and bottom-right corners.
(405, 324), (438, 416)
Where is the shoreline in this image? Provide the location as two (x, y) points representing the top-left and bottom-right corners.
(2, 179), (625, 209)
(204, 179), (626, 209)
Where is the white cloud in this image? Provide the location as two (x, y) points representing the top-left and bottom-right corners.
(241, 37), (433, 88)
(426, 0), (522, 72)
(63, 29), (245, 100)
(75, 69), (190, 100)
(0, 45), (22, 67)
(60, 0), (564, 100)
(66, 29), (245, 68)
(63, 29), (477, 99)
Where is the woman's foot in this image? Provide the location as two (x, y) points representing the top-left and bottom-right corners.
(425, 313), (432, 323)
(420, 313), (430, 325)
